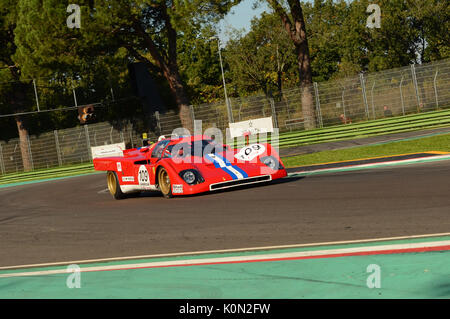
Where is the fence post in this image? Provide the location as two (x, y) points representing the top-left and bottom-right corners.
(27, 135), (34, 171)
(109, 126), (114, 144)
(433, 69), (439, 109)
(269, 98), (279, 129)
(399, 76), (405, 116)
(129, 123), (134, 148)
(371, 81), (376, 119)
(54, 130), (63, 166)
(33, 79), (40, 112)
(73, 87), (78, 107)
(84, 125), (91, 161)
(155, 111), (161, 136)
(341, 86), (347, 119)
(411, 64), (421, 110)
(359, 73), (369, 120)
(313, 82), (323, 128)
(226, 98), (234, 123)
(189, 105), (196, 126)
(0, 143), (5, 175)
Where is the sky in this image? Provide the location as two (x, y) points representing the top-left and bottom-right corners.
(218, 0), (270, 44)
(218, 0), (315, 44)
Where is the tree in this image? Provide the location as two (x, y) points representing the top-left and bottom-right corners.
(225, 12), (297, 98)
(13, 0), (239, 133)
(177, 26), (225, 104)
(264, 0), (316, 129)
(407, 0), (450, 63)
(91, 0), (239, 132)
(0, 0), (33, 171)
(302, 0), (347, 82)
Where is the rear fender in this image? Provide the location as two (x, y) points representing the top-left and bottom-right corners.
(93, 157), (126, 172)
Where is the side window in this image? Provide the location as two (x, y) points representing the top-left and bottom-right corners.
(151, 140), (170, 158)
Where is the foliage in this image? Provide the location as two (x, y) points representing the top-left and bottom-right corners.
(224, 12), (297, 98)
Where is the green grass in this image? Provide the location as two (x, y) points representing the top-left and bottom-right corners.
(281, 133), (450, 168)
(0, 163), (95, 185)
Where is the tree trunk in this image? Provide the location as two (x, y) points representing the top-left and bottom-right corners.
(300, 85), (315, 129)
(268, 0), (316, 129)
(164, 65), (194, 133)
(9, 67), (33, 171)
(15, 116), (32, 172)
(131, 16), (194, 134)
(295, 41), (316, 130)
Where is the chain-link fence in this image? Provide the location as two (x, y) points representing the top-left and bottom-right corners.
(1, 59), (449, 175)
(0, 121), (151, 174)
(155, 59), (450, 134)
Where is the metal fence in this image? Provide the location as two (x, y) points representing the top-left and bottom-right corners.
(1, 59), (449, 175)
(0, 121), (153, 174)
(157, 59), (450, 134)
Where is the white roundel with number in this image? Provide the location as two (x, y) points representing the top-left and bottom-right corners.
(234, 144), (266, 162)
(138, 165), (150, 186)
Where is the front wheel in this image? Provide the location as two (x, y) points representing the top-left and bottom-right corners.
(107, 171), (126, 200)
(158, 167), (173, 198)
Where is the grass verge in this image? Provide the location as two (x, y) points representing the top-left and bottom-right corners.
(0, 163), (95, 185)
(281, 133), (450, 168)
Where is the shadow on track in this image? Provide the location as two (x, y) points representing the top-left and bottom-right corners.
(129, 175), (305, 199)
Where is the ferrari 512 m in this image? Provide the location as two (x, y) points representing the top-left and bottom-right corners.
(93, 135), (287, 199)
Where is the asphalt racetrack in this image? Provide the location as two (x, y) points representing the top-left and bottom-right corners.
(1, 160), (449, 268)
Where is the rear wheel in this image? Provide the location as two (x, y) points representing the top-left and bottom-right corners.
(158, 167), (173, 198)
(107, 171), (126, 200)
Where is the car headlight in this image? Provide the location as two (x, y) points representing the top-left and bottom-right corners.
(179, 169), (204, 185)
(260, 156), (281, 170)
(182, 171), (196, 184)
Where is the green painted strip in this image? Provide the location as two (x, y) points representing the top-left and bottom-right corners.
(1, 236), (449, 298)
(2, 250), (447, 299)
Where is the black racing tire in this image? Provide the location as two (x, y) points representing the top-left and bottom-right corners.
(157, 167), (173, 199)
(107, 171), (126, 200)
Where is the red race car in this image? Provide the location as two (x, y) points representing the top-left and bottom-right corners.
(93, 135), (287, 199)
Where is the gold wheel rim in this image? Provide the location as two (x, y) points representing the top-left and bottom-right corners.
(107, 171), (117, 195)
(159, 169), (171, 195)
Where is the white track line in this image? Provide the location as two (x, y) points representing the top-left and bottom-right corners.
(1, 240), (449, 278)
(1, 232), (450, 271)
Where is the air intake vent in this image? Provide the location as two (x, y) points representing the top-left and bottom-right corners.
(210, 175), (271, 191)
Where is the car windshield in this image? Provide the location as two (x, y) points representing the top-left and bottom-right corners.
(164, 139), (225, 158)
(151, 140), (171, 158)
